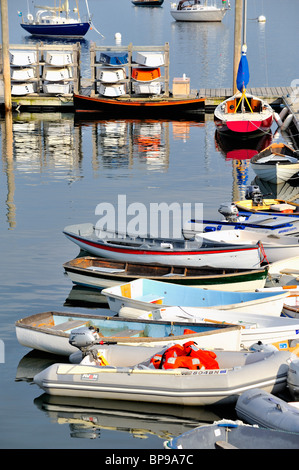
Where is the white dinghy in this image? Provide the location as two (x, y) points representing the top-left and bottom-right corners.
(33, 338), (291, 406)
(102, 278), (288, 316)
(138, 306), (299, 351)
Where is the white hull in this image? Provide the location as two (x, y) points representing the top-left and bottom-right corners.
(11, 82), (37, 95)
(42, 66), (72, 82)
(135, 52), (165, 67)
(15, 311), (242, 356)
(197, 229), (299, 263)
(102, 279), (287, 316)
(139, 306), (299, 350)
(133, 81), (162, 95)
(43, 82), (72, 94)
(97, 67), (126, 83)
(33, 348), (290, 405)
(282, 296), (299, 319)
(45, 51), (73, 66)
(11, 67), (35, 80)
(251, 163), (299, 184)
(63, 223), (263, 270)
(9, 50), (37, 66)
(170, 6), (227, 22)
(99, 83), (127, 97)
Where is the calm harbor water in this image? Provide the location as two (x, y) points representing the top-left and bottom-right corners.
(0, 0), (299, 450)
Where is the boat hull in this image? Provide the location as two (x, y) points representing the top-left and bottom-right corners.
(170, 7), (227, 22)
(141, 306), (299, 350)
(20, 22), (90, 38)
(236, 388), (299, 432)
(214, 115), (273, 137)
(15, 311), (242, 356)
(251, 163), (299, 184)
(63, 225), (262, 269)
(73, 93), (205, 117)
(102, 278), (288, 316)
(33, 349), (290, 406)
(63, 256), (268, 292)
(164, 420), (299, 449)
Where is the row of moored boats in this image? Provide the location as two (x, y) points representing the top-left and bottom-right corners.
(16, 187), (299, 448)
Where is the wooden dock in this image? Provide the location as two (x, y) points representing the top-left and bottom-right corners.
(200, 86), (296, 110)
(281, 90), (299, 149)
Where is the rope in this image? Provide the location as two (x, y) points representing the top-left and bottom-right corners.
(258, 241), (269, 265)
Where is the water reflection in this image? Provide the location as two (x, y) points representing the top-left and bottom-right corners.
(214, 130), (274, 201)
(33, 393), (227, 442)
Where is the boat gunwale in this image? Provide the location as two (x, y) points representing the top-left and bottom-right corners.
(15, 311), (241, 342)
(63, 257), (268, 282)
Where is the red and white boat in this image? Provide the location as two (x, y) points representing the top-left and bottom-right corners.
(63, 223), (263, 269)
(214, 1), (274, 139)
(214, 90), (274, 137)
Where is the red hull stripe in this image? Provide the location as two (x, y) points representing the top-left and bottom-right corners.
(66, 233), (258, 256)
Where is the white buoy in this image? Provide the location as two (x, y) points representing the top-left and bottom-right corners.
(274, 112), (283, 127)
(115, 32), (122, 44)
(258, 15), (266, 22)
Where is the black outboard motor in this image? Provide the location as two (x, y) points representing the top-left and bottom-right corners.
(245, 185), (264, 205)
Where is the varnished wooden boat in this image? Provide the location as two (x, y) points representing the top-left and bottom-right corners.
(63, 256), (268, 292)
(73, 93), (205, 117)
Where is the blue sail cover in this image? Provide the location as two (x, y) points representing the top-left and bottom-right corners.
(236, 51), (250, 92)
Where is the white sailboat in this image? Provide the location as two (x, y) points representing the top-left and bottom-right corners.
(170, 0), (230, 22)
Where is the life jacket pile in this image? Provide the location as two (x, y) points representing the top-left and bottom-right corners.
(150, 341), (219, 370)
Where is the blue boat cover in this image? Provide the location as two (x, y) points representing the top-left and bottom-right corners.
(236, 50), (250, 92)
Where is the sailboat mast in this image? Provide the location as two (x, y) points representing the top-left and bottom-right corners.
(243, 0), (247, 46)
(233, 0), (243, 94)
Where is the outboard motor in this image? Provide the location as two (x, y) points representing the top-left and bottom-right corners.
(245, 185), (264, 205)
(218, 202), (239, 221)
(69, 326), (100, 350)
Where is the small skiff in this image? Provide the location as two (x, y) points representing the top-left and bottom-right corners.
(282, 295), (299, 319)
(99, 52), (128, 66)
(63, 223), (263, 269)
(251, 143), (299, 184)
(101, 278), (288, 316)
(236, 388), (299, 433)
(63, 256), (268, 292)
(97, 67), (126, 83)
(164, 419), (299, 449)
(43, 82), (72, 94)
(42, 66), (72, 82)
(11, 82), (37, 95)
(138, 306), (299, 351)
(10, 67), (35, 80)
(194, 228), (299, 264)
(15, 310), (242, 356)
(98, 83), (127, 97)
(235, 199), (299, 217)
(45, 51), (73, 66)
(135, 52), (165, 67)
(33, 346), (291, 406)
(132, 67), (161, 82)
(183, 214), (299, 237)
(9, 50), (37, 66)
(132, 81), (162, 95)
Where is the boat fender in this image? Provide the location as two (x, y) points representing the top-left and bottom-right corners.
(281, 114), (293, 131)
(274, 112), (283, 127)
(249, 341), (277, 353)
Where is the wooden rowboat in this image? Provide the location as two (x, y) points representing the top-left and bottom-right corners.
(73, 93), (205, 117)
(15, 310), (242, 356)
(63, 256), (268, 292)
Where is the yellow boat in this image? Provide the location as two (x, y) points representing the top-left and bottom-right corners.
(235, 198), (299, 215)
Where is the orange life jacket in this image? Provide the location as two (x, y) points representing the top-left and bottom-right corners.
(150, 341), (219, 370)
